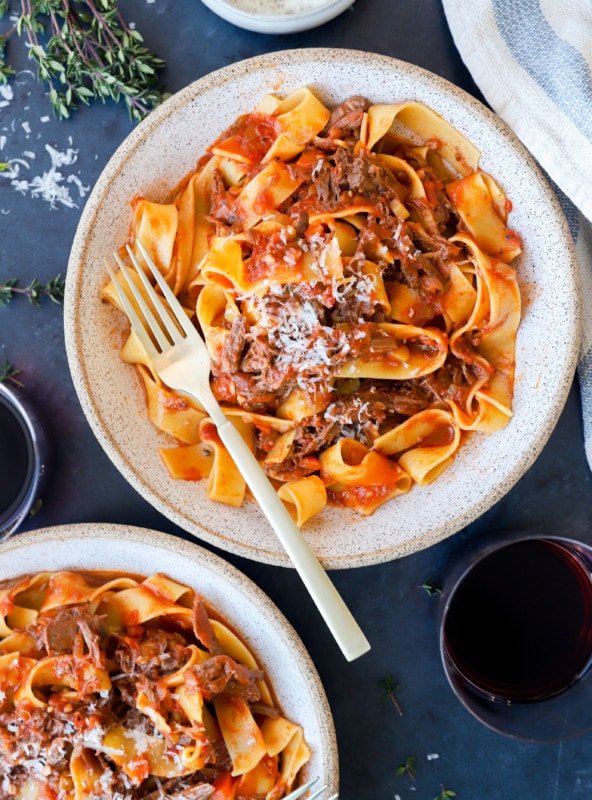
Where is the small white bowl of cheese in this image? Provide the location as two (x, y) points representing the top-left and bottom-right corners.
(199, 0), (355, 34)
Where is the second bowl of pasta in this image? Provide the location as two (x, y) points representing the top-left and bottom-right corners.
(0, 523), (337, 797)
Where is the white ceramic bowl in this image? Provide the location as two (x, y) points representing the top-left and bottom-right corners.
(0, 523), (337, 790)
(199, 0), (355, 34)
(65, 48), (581, 569)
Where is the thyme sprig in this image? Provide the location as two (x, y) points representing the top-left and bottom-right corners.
(434, 787), (457, 800)
(0, 274), (65, 306)
(0, 0), (166, 121)
(420, 577), (442, 596)
(0, 359), (22, 385)
(380, 672), (403, 716)
(395, 755), (417, 782)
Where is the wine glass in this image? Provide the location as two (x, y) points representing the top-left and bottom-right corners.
(439, 533), (592, 742)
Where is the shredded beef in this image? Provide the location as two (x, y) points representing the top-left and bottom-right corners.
(193, 593), (224, 655)
(334, 380), (432, 422)
(112, 627), (192, 681)
(230, 375), (277, 410)
(231, 371), (288, 410)
(240, 336), (272, 374)
(279, 380), (433, 453)
(265, 455), (322, 482)
(334, 147), (401, 200)
(322, 95), (370, 139)
(291, 209), (309, 236)
(185, 655), (263, 703)
(309, 159), (341, 208)
(219, 315), (247, 374)
(209, 168), (237, 227)
(160, 786), (215, 800)
(292, 415), (342, 457)
(40, 607), (106, 662)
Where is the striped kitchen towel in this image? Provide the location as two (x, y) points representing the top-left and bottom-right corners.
(443, 0), (592, 468)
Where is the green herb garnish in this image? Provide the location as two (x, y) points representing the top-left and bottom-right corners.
(0, 359), (22, 386)
(395, 755), (416, 782)
(420, 577), (442, 596)
(434, 787), (457, 800)
(0, 0), (167, 121)
(379, 671), (403, 716)
(0, 274), (65, 306)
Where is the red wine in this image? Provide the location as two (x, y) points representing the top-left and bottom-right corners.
(0, 394), (33, 524)
(443, 539), (592, 703)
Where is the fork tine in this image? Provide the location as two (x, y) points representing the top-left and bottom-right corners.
(112, 251), (176, 352)
(308, 786), (329, 800)
(104, 258), (158, 359)
(134, 240), (197, 339)
(123, 245), (185, 344)
(283, 779), (318, 799)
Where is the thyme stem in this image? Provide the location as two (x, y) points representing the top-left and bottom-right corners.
(0, 0), (167, 120)
(0, 274), (65, 306)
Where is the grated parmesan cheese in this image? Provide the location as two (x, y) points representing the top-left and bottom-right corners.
(254, 294), (350, 374)
(3, 142), (90, 209)
(311, 156), (324, 177)
(0, 70), (89, 211)
(21, 757), (46, 775)
(82, 726), (126, 758)
(227, 0), (333, 13)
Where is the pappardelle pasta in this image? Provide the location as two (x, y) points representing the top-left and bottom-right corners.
(0, 570), (310, 799)
(103, 87), (522, 523)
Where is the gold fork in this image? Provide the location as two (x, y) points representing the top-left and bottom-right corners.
(106, 241), (370, 662)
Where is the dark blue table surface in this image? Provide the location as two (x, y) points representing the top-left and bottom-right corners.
(2, 1), (592, 798)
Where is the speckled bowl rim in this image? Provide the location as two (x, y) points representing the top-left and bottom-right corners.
(0, 522), (338, 790)
(198, 0), (355, 34)
(64, 48), (581, 569)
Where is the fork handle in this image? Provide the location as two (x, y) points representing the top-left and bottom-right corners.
(216, 417), (371, 662)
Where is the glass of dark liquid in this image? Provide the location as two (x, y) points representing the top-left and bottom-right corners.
(440, 535), (592, 741)
(0, 383), (52, 541)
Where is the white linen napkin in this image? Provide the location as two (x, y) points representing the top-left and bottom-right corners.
(442, 0), (592, 468)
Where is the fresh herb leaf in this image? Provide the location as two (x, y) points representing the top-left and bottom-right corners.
(40, 273), (65, 305)
(0, 278), (17, 307)
(395, 755), (416, 782)
(421, 577), (442, 596)
(434, 787), (457, 800)
(0, 274), (65, 306)
(0, 359), (22, 386)
(379, 671), (403, 716)
(0, 1), (166, 121)
(0, 63), (15, 83)
(29, 498), (43, 516)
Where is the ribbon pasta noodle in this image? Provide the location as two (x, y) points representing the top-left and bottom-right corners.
(0, 569), (310, 799)
(103, 87), (522, 521)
